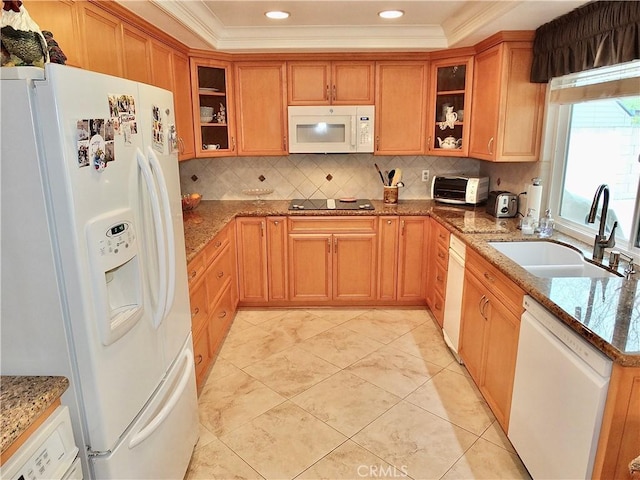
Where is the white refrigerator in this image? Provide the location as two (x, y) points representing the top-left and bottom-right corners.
(1, 64), (199, 478)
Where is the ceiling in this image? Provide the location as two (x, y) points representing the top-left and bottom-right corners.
(117, 0), (589, 52)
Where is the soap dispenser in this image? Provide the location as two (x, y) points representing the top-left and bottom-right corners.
(538, 209), (555, 238)
(521, 208), (536, 235)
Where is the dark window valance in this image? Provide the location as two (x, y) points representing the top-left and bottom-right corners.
(531, 1), (640, 83)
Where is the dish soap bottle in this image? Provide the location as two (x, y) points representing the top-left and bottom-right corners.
(521, 208), (536, 235)
(538, 209), (555, 238)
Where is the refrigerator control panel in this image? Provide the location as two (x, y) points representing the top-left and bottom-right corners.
(99, 221), (136, 258)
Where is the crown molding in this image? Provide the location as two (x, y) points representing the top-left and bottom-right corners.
(442, 1), (521, 46)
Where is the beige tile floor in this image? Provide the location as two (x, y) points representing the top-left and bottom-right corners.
(185, 308), (532, 480)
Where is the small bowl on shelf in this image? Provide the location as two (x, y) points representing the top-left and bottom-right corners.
(200, 115), (214, 123)
(181, 193), (202, 211)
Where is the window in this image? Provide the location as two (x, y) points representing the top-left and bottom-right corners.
(548, 61), (640, 257)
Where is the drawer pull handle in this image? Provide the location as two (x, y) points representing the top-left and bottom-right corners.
(274, 220), (279, 226)
(192, 307), (199, 317)
(438, 252), (445, 259)
(195, 354), (203, 365)
(436, 275), (442, 282)
(387, 220), (392, 225)
(190, 270), (197, 279)
(218, 310), (227, 319)
(483, 272), (495, 283)
(215, 240), (222, 248)
(217, 271), (224, 278)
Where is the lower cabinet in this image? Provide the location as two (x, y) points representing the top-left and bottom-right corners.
(187, 222), (237, 392)
(287, 217), (377, 303)
(459, 249), (523, 431)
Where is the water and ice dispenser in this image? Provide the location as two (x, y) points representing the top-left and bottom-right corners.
(87, 209), (143, 345)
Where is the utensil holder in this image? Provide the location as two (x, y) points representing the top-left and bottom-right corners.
(383, 186), (398, 204)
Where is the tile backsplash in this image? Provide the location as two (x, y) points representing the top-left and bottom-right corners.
(179, 154), (482, 201)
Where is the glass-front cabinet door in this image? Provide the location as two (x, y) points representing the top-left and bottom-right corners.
(427, 57), (473, 156)
(190, 58), (235, 157)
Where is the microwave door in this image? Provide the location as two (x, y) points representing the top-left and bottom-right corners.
(290, 115), (352, 153)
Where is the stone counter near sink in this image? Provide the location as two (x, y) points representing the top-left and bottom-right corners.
(182, 200), (639, 366)
(1, 376), (69, 457)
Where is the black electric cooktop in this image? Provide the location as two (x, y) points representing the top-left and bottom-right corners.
(288, 199), (374, 210)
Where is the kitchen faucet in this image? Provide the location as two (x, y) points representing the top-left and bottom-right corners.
(587, 184), (618, 261)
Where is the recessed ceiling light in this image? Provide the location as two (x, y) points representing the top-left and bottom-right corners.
(265, 10), (290, 20)
(378, 10), (404, 19)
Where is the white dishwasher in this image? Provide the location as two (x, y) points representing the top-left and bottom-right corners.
(443, 234), (465, 363)
(508, 296), (612, 480)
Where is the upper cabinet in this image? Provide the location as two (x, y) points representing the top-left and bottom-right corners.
(427, 56), (474, 156)
(287, 61), (375, 105)
(375, 61), (428, 155)
(234, 62), (288, 156)
(469, 40), (545, 162)
(190, 58), (236, 157)
(172, 52), (196, 161)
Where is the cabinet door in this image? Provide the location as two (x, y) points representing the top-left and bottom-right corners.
(79, 3), (124, 77)
(27, 0), (84, 68)
(287, 62), (331, 105)
(267, 217), (288, 301)
(150, 40), (174, 91)
(288, 234), (332, 302)
(469, 42), (544, 162)
(122, 24), (152, 84)
(191, 58), (235, 156)
(459, 271), (487, 384)
(236, 218), (268, 302)
(397, 217), (428, 301)
(331, 62), (375, 105)
(333, 234), (377, 302)
(378, 217), (399, 300)
(481, 296), (520, 431)
(427, 57), (473, 156)
(172, 52), (196, 160)
(235, 62), (288, 155)
(375, 61), (428, 155)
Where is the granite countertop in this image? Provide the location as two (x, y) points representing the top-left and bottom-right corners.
(1, 376), (69, 456)
(183, 200), (640, 367)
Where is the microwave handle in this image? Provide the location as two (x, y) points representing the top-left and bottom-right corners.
(350, 116), (356, 150)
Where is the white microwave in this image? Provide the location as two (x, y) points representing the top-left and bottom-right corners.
(288, 105), (375, 153)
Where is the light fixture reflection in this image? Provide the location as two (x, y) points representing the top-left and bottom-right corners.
(315, 122), (328, 133)
(378, 10), (404, 19)
(265, 10), (290, 19)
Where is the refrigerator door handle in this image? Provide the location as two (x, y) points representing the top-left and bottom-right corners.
(136, 148), (168, 329)
(127, 348), (194, 449)
(147, 147), (176, 318)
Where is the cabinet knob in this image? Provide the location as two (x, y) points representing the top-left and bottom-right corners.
(215, 240), (222, 248)
(218, 310), (227, 319)
(483, 272), (495, 283)
(178, 137), (185, 154)
(191, 307), (199, 317)
(195, 354), (203, 365)
(190, 270), (197, 279)
(487, 137), (494, 155)
(217, 271), (224, 278)
(274, 220), (279, 225)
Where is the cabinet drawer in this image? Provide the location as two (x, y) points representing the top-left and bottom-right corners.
(209, 284), (234, 355)
(186, 254), (205, 286)
(193, 327), (211, 390)
(205, 244), (233, 307)
(434, 242), (449, 268)
(203, 226), (230, 266)
(190, 281), (208, 336)
(433, 221), (450, 249)
(466, 249), (524, 317)
(433, 261), (447, 296)
(288, 216), (376, 233)
(432, 288), (445, 325)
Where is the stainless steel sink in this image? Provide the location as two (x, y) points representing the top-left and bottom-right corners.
(488, 241), (617, 278)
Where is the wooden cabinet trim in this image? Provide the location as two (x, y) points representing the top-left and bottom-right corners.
(288, 216), (377, 233)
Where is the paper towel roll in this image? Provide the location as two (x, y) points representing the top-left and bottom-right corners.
(526, 180), (543, 222)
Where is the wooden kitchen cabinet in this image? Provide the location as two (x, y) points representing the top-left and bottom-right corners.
(288, 217), (377, 303)
(377, 217), (399, 300)
(172, 52), (196, 161)
(121, 23), (152, 84)
(234, 62), (288, 155)
(397, 217), (429, 302)
(468, 38), (545, 162)
(27, 0), (84, 68)
(459, 249), (523, 431)
(287, 61), (375, 105)
(427, 56), (473, 156)
(236, 217), (268, 303)
(190, 58), (236, 157)
(426, 218), (450, 326)
(375, 61), (428, 155)
(79, 2), (124, 77)
(187, 223), (237, 392)
(266, 217), (288, 301)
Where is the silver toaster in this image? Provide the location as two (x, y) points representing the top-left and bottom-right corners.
(486, 191), (518, 218)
